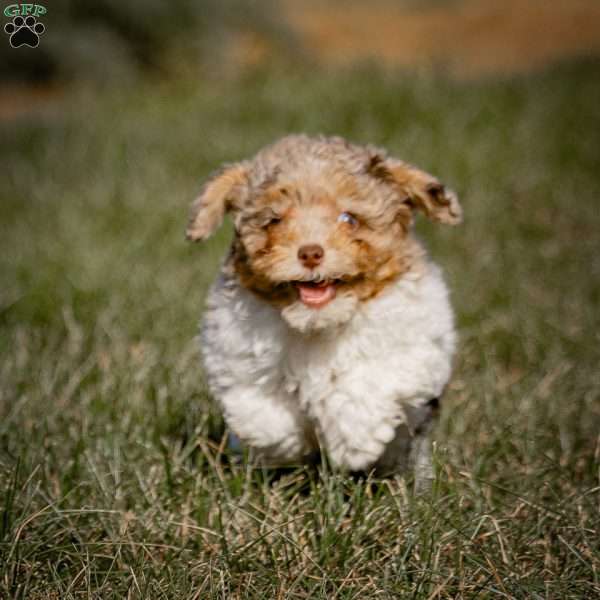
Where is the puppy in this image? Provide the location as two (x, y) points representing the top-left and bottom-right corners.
(186, 135), (461, 485)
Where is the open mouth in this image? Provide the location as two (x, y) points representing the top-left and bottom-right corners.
(294, 279), (338, 309)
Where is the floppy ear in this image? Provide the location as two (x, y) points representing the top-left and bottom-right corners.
(368, 153), (462, 225)
(185, 162), (250, 241)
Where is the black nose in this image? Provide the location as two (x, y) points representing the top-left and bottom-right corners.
(298, 244), (324, 268)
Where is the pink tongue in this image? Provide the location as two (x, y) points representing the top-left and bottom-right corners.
(297, 283), (336, 308)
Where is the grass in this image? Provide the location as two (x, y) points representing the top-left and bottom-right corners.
(1, 60), (600, 598)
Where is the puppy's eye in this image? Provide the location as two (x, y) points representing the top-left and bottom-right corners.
(264, 216), (281, 228)
(337, 212), (358, 227)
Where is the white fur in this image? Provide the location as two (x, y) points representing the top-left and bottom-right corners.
(199, 259), (456, 472)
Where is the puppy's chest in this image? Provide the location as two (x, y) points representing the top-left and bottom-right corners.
(282, 334), (349, 407)
(205, 268), (453, 409)
(257, 320), (384, 410)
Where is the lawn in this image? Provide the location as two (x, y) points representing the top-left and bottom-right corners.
(1, 60), (599, 598)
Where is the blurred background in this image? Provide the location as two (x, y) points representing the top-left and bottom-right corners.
(2, 0), (600, 100)
(1, 1), (600, 597)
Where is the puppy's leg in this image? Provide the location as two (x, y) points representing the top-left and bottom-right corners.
(316, 392), (438, 482)
(407, 398), (438, 493)
(411, 430), (434, 493)
(316, 391), (404, 472)
(219, 387), (314, 465)
(373, 398), (437, 490)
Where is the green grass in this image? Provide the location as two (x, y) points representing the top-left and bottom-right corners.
(1, 60), (599, 598)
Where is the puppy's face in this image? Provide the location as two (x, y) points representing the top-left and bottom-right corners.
(232, 172), (414, 330)
(187, 136), (461, 332)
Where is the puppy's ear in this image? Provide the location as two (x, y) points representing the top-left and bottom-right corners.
(186, 163), (250, 242)
(367, 152), (462, 225)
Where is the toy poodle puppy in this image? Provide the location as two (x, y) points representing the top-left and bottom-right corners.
(186, 135), (461, 486)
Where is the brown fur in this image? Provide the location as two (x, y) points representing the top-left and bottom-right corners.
(186, 135), (461, 309)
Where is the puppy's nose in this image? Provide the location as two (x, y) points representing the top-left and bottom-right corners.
(297, 244), (324, 268)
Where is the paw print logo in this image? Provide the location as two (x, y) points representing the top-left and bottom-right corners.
(4, 15), (45, 48)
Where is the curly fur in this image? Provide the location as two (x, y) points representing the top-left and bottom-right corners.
(186, 134), (461, 481)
